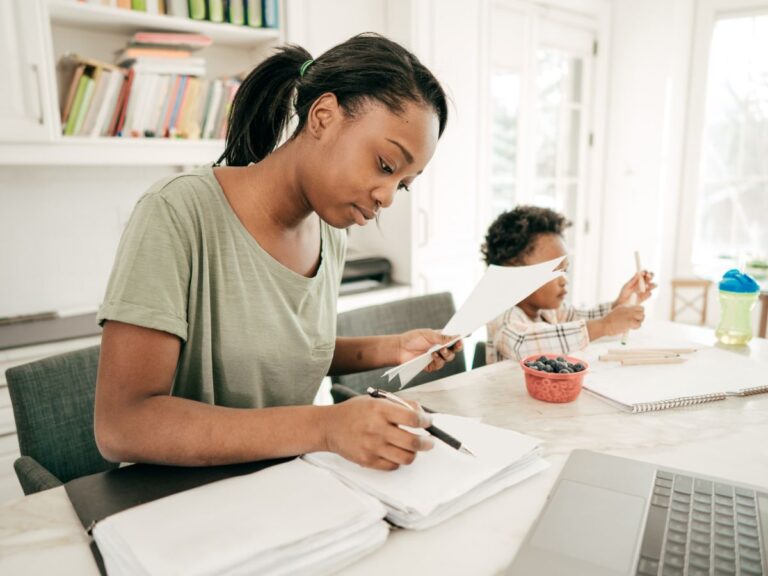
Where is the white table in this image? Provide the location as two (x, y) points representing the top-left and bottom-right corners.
(1, 322), (767, 575)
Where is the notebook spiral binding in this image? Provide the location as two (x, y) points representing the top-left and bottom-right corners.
(633, 392), (727, 413)
(738, 385), (768, 397)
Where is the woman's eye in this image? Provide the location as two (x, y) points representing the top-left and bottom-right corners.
(379, 158), (393, 174)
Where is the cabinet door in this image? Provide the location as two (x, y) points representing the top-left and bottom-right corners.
(0, 0), (53, 142)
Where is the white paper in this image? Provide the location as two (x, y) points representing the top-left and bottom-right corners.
(93, 459), (388, 576)
(383, 257), (565, 387)
(304, 414), (546, 529)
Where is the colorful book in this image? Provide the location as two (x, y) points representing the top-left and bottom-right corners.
(167, 75), (188, 137)
(207, 0), (224, 22)
(79, 67), (109, 136)
(188, 0), (206, 20)
(64, 75), (90, 135)
(262, 0), (278, 28)
(91, 70), (126, 137)
(131, 0), (147, 11)
(129, 31), (212, 50)
(61, 64), (86, 129)
(71, 77), (96, 136)
(226, 0), (244, 24)
(165, 0), (188, 17)
(244, 0), (261, 27)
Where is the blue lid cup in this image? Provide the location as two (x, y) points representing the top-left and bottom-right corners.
(718, 269), (760, 294)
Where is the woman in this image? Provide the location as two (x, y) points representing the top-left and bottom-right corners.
(95, 33), (460, 472)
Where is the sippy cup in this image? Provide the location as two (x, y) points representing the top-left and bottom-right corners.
(715, 269), (760, 345)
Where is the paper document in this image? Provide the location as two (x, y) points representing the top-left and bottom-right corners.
(92, 459), (388, 576)
(383, 257), (565, 387)
(304, 414), (548, 530)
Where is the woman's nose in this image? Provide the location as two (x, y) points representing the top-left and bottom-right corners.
(372, 184), (397, 210)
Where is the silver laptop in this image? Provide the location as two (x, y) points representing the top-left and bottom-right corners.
(507, 450), (766, 576)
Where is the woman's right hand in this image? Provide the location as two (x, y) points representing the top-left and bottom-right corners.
(323, 396), (434, 471)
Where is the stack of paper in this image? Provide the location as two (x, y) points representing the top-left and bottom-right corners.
(92, 459), (388, 576)
(383, 257), (565, 387)
(304, 414), (548, 530)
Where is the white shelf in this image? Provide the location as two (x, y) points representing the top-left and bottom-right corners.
(0, 137), (225, 166)
(47, 0), (280, 47)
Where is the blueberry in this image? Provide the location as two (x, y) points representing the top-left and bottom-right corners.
(573, 363), (584, 372)
(544, 365), (553, 373)
(537, 356), (547, 363)
(556, 356), (566, 363)
(524, 361), (533, 367)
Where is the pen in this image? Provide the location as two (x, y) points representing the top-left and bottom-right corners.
(621, 251), (644, 345)
(366, 387), (475, 457)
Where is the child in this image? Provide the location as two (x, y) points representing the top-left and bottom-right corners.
(481, 206), (655, 363)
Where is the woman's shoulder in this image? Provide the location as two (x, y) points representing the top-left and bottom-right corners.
(139, 165), (220, 213)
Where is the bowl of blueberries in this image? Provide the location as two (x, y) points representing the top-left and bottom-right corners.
(520, 354), (589, 403)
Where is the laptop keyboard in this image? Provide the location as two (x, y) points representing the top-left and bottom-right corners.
(635, 470), (765, 576)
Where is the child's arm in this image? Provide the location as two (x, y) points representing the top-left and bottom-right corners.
(559, 302), (614, 322)
(489, 308), (590, 362)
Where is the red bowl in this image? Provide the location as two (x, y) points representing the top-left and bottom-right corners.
(519, 354), (589, 403)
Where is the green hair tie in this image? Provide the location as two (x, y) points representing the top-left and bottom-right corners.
(299, 59), (314, 78)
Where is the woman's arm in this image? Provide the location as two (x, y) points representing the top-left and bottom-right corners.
(328, 332), (462, 376)
(95, 321), (433, 470)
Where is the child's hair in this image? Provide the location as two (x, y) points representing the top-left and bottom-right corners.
(218, 33), (448, 167)
(481, 206), (571, 266)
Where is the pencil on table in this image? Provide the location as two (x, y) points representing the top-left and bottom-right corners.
(620, 251), (644, 345)
(620, 357), (688, 366)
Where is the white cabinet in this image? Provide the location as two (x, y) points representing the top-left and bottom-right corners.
(0, 0), (55, 142)
(0, 0), (283, 165)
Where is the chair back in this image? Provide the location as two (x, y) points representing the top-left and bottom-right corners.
(472, 341), (487, 369)
(331, 292), (466, 400)
(6, 345), (118, 488)
(670, 278), (712, 325)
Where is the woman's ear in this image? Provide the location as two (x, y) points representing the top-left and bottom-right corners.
(307, 92), (341, 140)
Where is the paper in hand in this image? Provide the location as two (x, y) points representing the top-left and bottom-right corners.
(383, 257), (565, 387)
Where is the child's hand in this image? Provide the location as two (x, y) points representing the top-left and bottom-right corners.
(598, 305), (646, 337)
(614, 271), (657, 307)
(397, 329), (463, 373)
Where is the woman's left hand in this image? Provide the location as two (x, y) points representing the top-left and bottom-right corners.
(614, 270), (657, 307)
(397, 330), (463, 373)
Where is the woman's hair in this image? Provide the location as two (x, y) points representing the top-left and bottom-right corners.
(481, 206), (571, 266)
(218, 32), (449, 167)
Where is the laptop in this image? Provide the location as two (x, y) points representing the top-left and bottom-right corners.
(506, 450), (766, 576)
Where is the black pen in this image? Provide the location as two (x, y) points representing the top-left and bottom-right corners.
(366, 387), (475, 457)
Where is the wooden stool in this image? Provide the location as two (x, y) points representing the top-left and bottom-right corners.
(670, 278), (712, 325)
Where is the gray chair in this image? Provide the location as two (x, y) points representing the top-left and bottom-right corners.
(6, 345), (118, 495)
(331, 292), (466, 402)
(473, 341), (487, 369)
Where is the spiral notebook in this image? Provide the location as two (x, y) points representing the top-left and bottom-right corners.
(582, 345), (768, 413)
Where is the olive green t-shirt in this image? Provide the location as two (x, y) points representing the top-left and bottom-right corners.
(97, 165), (346, 408)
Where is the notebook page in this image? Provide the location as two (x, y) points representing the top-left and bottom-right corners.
(304, 414), (541, 518)
(582, 345), (768, 407)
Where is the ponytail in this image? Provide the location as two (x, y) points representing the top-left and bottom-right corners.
(217, 45), (311, 167)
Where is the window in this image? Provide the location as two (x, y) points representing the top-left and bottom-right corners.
(692, 13), (768, 272)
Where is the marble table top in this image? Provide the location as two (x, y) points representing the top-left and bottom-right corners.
(1, 322), (766, 575)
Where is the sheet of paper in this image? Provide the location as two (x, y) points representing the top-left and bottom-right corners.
(304, 414), (543, 524)
(383, 257), (565, 387)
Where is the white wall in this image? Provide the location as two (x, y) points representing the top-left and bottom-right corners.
(0, 166), (176, 318)
(598, 0), (695, 320)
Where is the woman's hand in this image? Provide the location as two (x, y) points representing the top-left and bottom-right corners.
(323, 396), (434, 470)
(614, 271), (657, 308)
(397, 329), (463, 373)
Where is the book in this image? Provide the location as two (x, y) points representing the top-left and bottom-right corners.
(79, 68), (111, 136)
(581, 339), (768, 413)
(188, 0), (206, 20)
(165, 0), (188, 17)
(226, 0), (244, 24)
(91, 70), (125, 137)
(107, 67), (134, 136)
(304, 414), (547, 529)
(89, 460), (388, 576)
(61, 63), (86, 129)
(262, 0), (278, 28)
(244, 0), (261, 26)
(130, 0), (146, 11)
(128, 31), (212, 50)
(117, 47), (193, 61)
(207, 0), (224, 22)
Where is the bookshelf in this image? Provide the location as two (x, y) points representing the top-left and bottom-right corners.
(0, 0), (284, 166)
